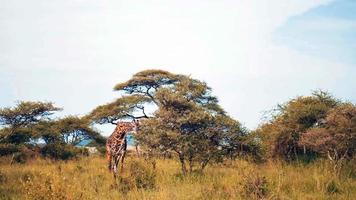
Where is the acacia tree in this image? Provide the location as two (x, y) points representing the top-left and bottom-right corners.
(255, 90), (340, 161)
(136, 77), (246, 174)
(0, 101), (61, 144)
(32, 116), (105, 160)
(33, 116), (104, 146)
(0, 101), (104, 161)
(89, 69), (249, 174)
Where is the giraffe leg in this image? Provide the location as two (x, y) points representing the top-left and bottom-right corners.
(107, 154), (112, 171)
(120, 150), (127, 172)
(113, 155), (121, 178)
(120, 137), (128, 172)
(106, 145), (112, 171)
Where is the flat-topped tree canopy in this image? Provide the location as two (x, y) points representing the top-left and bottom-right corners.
(31, 116), (104, 146)
(113, 69), (181, 103)
(0, 101), (62, 144)
(54, 116), (104, 145)
(89, 70), (182, 125)
(0, 101), (61, 128)
(88, 95), (151, 124)
(155, 76), (226, 115)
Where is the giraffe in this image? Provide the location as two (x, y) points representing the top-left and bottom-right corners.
(106, 120), (138, 177)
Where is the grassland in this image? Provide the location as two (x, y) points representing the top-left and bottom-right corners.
(0, 155), (355, 200)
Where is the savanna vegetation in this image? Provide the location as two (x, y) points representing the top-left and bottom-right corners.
(1, 69), (355, 199)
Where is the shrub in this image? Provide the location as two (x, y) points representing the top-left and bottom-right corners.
(0, 144), (19, 156)
(96, 146), (106, 156)
(12, 148), (37, 164)
(40, 143), (81, 160)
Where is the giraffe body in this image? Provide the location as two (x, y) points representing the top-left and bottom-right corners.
(106, 121), (137, 177)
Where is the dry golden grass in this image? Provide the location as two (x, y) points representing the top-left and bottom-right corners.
(0, 155), (355, 200)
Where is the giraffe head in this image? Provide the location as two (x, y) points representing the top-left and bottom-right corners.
(116, 120), (139, 133)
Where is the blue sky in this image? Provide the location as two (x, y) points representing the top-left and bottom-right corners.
(275, 0), (356, 65)
(0, 0), (355, 135)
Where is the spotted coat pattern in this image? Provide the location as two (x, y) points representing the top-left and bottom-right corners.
(106, 121), (137, 177)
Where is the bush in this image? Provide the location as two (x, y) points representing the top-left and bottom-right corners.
(12, 148), (37, 164)
(0, 144), (19, 156)
(96, 146), (106, 156)
(0, 145), (38, 164)
(40, 143), (82, 160)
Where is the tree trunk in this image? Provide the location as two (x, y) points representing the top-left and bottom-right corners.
(293, 147), (299, 164)
(201, 156), (211, 171)
(10, 153), (15, 165)
(188, 155), (193, 173)
(151, 159), (156, 170)
(135, 145), (140, 157)
(179, 153), (187, 175)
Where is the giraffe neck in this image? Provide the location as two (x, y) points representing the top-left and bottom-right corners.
(114, 131), (127, 140)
